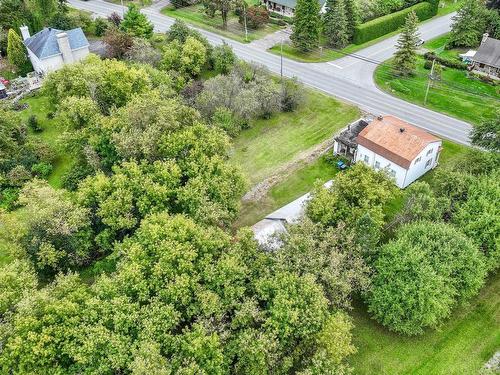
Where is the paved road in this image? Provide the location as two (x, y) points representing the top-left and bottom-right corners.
(70, 0), (474, 144)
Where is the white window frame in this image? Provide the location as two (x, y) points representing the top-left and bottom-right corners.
(426, 148), (433, 156)
(375, 161), (380, 169)
(364, 155), (369, 163)
(414, 156), (421, 164)
(425, 159), (432, 168)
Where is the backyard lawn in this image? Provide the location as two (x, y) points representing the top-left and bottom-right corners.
(350, 271), (500, 374)
(162, 2), (284, 43)
(268, 0), (462, 63)
(230, 88), (360, 185)
(374, 56), (500, 124)
(18, 95), (71, 188)
(234, 155), (338, 228)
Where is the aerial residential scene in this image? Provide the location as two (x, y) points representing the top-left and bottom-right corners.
(0, 0), (499, 372)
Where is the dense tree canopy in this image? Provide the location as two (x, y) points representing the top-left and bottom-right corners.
(0, 214), (356, 373)
(291, 0), (321, 52)
(368, 221), (486, 335)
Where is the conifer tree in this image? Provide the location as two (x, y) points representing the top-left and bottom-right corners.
(448, 0), (487, 48)
(344, 0), (359, 40)
(323, 0), (349, 49)
(120, 3), (154, 38)
(393, 11), (419, 76)
(7, 29), (27, 69)
(291, 0), (321, 52)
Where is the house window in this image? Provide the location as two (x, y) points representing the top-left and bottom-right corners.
(425, 159), (432, 168)
(375, 161), (380, 169)
(389, 169), (396, 178)
(426, 148), (433, 156)
(364, 155), (369, 163)
(414, 156), (421, 164)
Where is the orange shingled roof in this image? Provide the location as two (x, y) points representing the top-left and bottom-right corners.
(356, 115), (441, 169)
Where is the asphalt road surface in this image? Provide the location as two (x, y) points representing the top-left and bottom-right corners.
(70, 0), (474, 144)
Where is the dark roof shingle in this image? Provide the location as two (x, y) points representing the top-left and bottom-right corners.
(473, 37), (500, 68)
(24, 27), (89, 59)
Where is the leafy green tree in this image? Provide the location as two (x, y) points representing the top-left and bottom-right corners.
(274, 218), (371, 309)
(291, 0), (321, 52)
(202, 0), (236, 29)
(323, 0), (349, 48)
(180, 36), (207, 77)
(452, 170), (500, 272)
(393, 10), (419, 76)
(57, 96), (102, 130)
(212, 41), (236, 73)
(307, 163), (397, 229)
(470, 116), (500, 152)
(120, 3), (154, 38)
(0, 259), (37, 315)
(166, 19), (191, 43)
(7, 28), (27, 69)
(16, 180), (94, 275)
(448, 0), (488, 48)
(368, 221), (486, 335)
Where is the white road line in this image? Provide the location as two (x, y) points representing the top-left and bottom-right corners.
(326, 62), (344, 69)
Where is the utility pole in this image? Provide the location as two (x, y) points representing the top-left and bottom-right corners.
(121, 0), (125, 16)
(424, 59), (435, 106)
(280, 38), (284, 92)
(243, 2), (248, 42)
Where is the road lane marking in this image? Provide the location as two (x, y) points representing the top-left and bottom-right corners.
(327, 62), (343, 69)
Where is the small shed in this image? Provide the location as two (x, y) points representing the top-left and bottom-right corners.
(333, 118), (370, 160)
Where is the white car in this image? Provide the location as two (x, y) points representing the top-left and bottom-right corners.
(415, 38), (425, 47)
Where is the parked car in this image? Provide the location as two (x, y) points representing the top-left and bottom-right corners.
(415, 38), (425, 47)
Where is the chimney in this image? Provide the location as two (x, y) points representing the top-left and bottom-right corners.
(56, 32), (74, 64)
(399, 128), (405, 133)
(20, 25), (30, 41)
(482, 33), (489, 45)
(377, 115), (383, 121)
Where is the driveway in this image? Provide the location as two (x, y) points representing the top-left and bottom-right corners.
(69, 0), (473, 145)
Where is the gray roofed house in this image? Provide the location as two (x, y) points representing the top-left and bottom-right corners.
(20, 26), (90, 75)
(471, 34), (500, 80)
(261, 0), (327, 17)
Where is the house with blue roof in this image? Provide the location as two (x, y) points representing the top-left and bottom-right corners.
(20, 26), (90, 75)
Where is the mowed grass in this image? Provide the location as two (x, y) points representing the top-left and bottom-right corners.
(162, 3), (283, 43)
(230, 89), (360, 185)
(350, 271), (500, 375)
(268, 0), (462, 63)
(234, 155), (338, 227)
(18, 94), (71, 188)
(374, 57), (500, 124)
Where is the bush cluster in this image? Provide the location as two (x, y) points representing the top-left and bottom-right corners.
(423, 52), (468, 70)
(353, 1), (436, 44)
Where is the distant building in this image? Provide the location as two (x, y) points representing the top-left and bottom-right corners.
(470, 33), (500, 80)
(261, 0), (326, 17)
(334, 115), (442, 188)
(20, 26), (89, 75)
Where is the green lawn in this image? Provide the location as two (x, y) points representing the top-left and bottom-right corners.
(350, 271), (500, 375)
(162, 3), (283, 43)
(374, 57), (500, 125)
(234, 155), (338, 227)
(268, 0), (462, 63)
(230, 89), (360, 185)
(18, 95), (71, 188)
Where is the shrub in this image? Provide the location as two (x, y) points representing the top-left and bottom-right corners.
(212, 42), (236, 73)
(27, 115), (42, 132)
(31, 162), (53, 179)
(94, 18), (109, 37)
(280, 77), (305, 112)
(0, 187), (20, 211)
(423, 52), (467, 70)
(353, 2), (436, 44)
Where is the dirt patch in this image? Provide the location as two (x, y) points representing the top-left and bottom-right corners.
(242, 137), (334, 202)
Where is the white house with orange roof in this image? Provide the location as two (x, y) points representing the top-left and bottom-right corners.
(334, 115), (442, 188)
(355, 115), (442, 188)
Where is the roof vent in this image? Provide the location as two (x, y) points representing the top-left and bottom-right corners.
(400, 127), (405, 133)
(377, 115), (383, 121)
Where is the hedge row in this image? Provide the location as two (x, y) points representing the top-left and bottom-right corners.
(424, 52), (468, 70)
(353, 2), (437, 45)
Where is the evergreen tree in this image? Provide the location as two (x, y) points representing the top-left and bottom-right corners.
(323, 0), (349, 48)
(120, 3), (154, 38)
(344, 0), (359, 39)
(291, 0), (321, 52)
(7, 29), (27, 69)
(448, 0), (488, 48)
(393, 11), (419, 76)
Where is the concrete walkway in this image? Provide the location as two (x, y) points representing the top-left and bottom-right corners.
(249, 27), (291, 50)
(145, 0), (170, 12)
